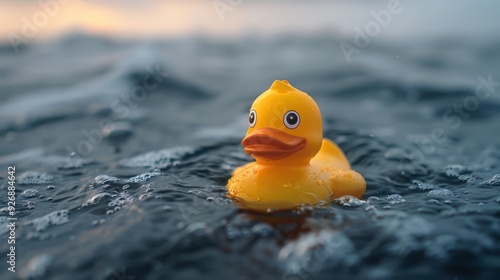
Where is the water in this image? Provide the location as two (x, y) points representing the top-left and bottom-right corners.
(1, 28), (500, 280)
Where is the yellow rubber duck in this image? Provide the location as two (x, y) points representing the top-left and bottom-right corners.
(227, 80), (366, 211)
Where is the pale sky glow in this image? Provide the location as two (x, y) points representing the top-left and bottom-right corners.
(1, 0), (499, 42)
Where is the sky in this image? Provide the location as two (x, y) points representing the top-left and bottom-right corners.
(1, 0), (499, 43)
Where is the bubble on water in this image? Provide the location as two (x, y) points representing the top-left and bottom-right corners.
(95, 175), (121, 184)
(386, 194), (406, 204)
(47, 197), (54, 201)
(46, 185), (55, 190)
(140, 184), (154, 192)
(120, 146), (195, 169)
(427, 189), (454, 197)
(108, 191), (133, 209)
(84, 193), (112, 206)
(25, 210), (69, 231)
(22, 200), (36, 209)
(127, 172), (162, 183)
(482, 174), (500, 186)
(18, 171), (53, 185)
(335, 195), (366, 206)
(22, 189), (39, 198)
(20, 254), (52, 279)
(87, 175), (121, 189)
(411, 180), (437, 190)
(427, 199), (440, 204)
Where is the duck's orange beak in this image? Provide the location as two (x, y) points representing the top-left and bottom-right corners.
(242, 128), (306, 160)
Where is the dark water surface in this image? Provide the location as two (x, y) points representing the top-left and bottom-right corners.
(0, 34), (500, 280)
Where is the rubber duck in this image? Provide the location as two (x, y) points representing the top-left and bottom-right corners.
(227, 80), (366, 211)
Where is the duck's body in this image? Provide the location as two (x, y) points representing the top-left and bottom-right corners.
(227, 80), (366, 211)
(228, 139), (365, 210)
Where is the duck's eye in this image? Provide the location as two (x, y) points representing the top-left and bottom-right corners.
(249, 109), (257, 127)
(284, 110), (300, 129)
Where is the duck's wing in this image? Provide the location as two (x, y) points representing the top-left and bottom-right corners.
(330, 169), (366, 199)
(312, 139), (351, 170)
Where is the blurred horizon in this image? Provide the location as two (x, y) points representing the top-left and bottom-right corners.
(1, 0), (500, 45)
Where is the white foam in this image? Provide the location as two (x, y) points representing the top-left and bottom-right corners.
(127, 172), (162, 183)
(482, 174), (500, 186)
(120, 146), (195, 169)
(25, 210), (69, 231)
(411, 180), (437, 190)
(335, 195), (367, 206)
(18, 171), (53, 185)
(21, 189), (39, 198)
(386, 194), (406, 204)
(426, 189), (454, 197)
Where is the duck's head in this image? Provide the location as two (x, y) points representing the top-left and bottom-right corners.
(242, 80), (323, 165)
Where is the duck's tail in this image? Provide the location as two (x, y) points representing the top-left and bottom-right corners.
(314, 139), (351, 170)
